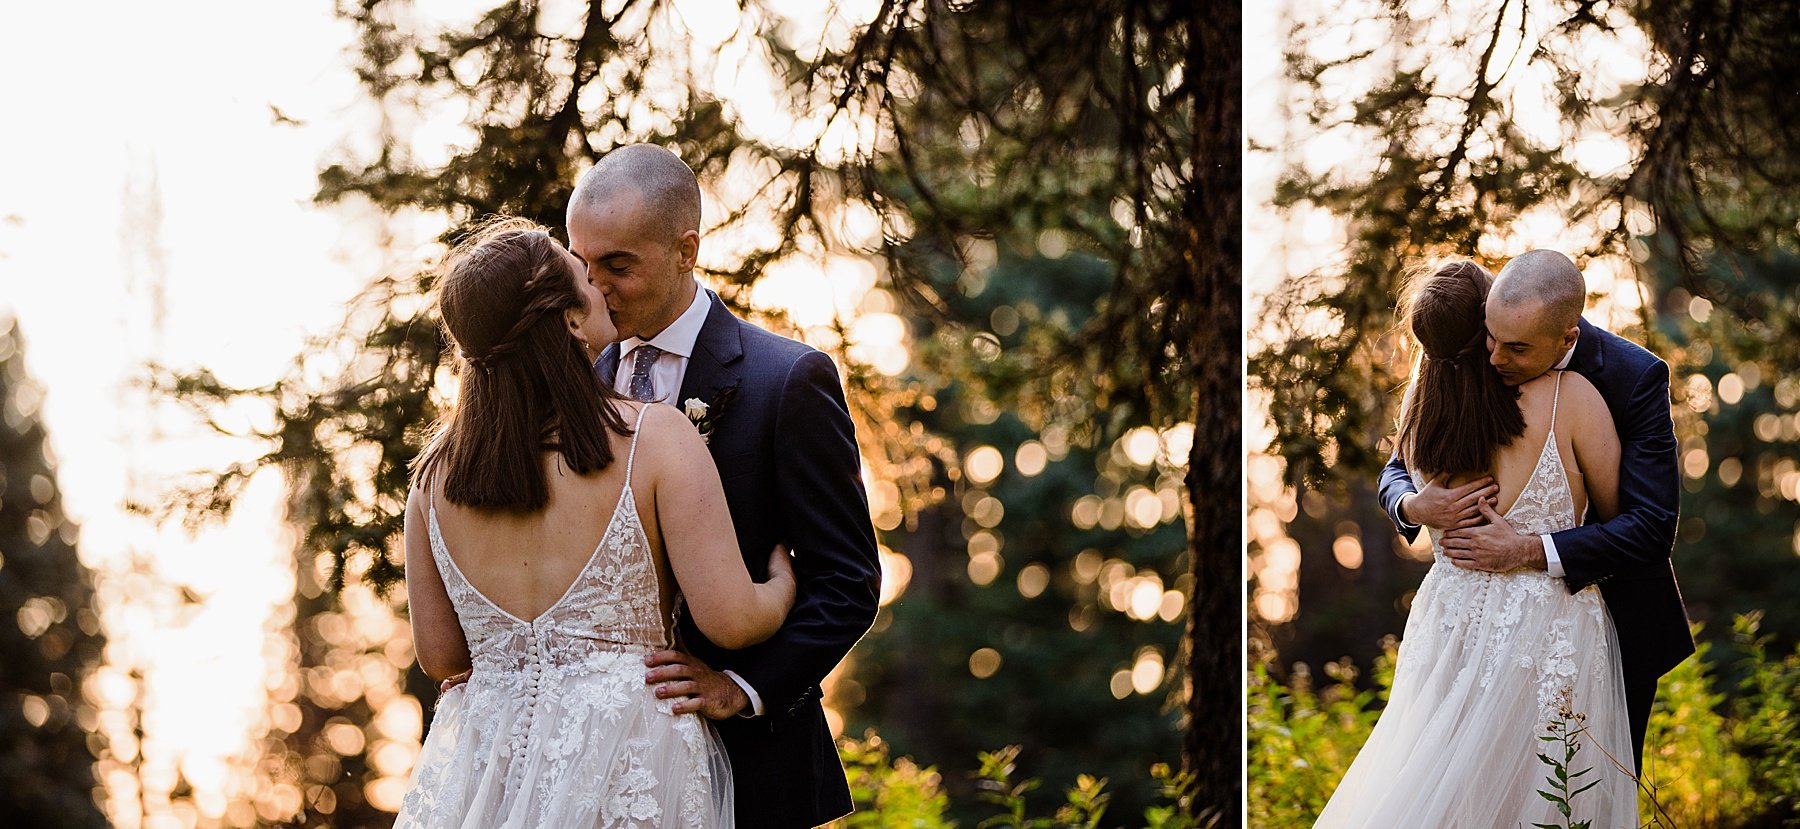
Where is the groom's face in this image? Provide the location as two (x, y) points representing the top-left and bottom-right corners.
(567, 187), (698, 341)
(1484, 297), (1575, 386)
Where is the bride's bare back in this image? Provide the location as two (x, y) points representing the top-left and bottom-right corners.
(1437, 371), (1621, 524)
(404, 401), (794, 681)
(427, 407), (673, 625)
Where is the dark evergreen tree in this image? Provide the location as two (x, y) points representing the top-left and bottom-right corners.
(0, 315), (109, 828)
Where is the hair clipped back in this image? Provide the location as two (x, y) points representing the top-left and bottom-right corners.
(413, 216), (631, 510)
(1395, 259), (1527, 478)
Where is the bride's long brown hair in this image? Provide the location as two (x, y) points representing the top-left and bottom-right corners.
(1395, 259), (1526, 478)
(412, 217), (632, 510)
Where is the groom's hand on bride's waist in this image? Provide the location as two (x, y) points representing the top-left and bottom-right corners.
(438, 669), (472, 694)
(1441, 501), (1548, 573)
(645, 650), (749, 719)
(1401, 476), (1498, 530)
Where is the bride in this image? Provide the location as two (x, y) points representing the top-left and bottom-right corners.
(1314, 260), (1637, 827)
(394, 218), (794, 828)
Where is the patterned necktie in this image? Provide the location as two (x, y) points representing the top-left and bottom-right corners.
(627, 344), (664, 403)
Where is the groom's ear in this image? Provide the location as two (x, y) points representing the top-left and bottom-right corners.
(674, 229), (699, 270)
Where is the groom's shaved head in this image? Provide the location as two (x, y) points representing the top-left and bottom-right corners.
(1484, 249), (1585, 386)
(569, 144), (702, 238)
(1492, 249), (1586, 333)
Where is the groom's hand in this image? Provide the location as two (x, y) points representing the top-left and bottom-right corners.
(438, 669), (471, 694)
(1403, 476), (1499, 530)
(645, 650), (748, 719)
(1440, 501), (1547, 572)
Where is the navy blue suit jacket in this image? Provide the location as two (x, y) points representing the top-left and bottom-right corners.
(598, 293), (881, 829)
(1378, 318), (1694, 683)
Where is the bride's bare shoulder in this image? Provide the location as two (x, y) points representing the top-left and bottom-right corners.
(1552, 370), (1608, 417)
(622, 403), (704, 466)
(1525, 371), (1612, 441)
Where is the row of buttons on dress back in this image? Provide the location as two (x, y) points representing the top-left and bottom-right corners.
(509, 620), (549, 764)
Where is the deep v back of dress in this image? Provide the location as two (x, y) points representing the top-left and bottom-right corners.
(1314, 371), (1637, 829)
(398, 405), (736, 829)
(1430, 371), (1580, 554)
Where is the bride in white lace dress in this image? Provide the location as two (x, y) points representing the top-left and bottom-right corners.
(1315, 261), (1637, 827)
(394, 218), (794, 828)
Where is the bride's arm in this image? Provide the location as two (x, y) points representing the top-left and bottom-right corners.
(404, 486), (472, 681)
(646, 405), (797, 649)
(1566, 378), (1623, 521)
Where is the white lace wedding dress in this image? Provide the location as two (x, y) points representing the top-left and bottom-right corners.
(396, 408), (733, 828)
(1316, 374), (1637, 828)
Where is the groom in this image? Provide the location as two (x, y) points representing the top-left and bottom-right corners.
(1378, 249), (1693, 771)
(567, 144), (881, 828)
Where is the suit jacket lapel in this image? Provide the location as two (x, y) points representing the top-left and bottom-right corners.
(1570, 317), (1607, 376)
(678, 291), (744, 410)
(595, 342), (621, 388)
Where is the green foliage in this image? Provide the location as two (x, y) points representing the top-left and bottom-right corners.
(1246, 652), (1386, 826)
(1727, 614), (1800, 821)
(1639, 635), (1761, 825)
(1250, 617), (1800, 828)
(835, 736), (1206, 829)
(839, 730), (954, 829)
(1533, 697), (1599, 829)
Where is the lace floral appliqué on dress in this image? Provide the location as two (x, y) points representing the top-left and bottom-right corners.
(1314, 373), (1637, 829)
(396, 407), (734, 829)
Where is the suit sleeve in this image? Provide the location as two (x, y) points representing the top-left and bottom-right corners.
(730, 350), (881, 715)
(1549, 359), (1679, 591)
(1378, 452), (1423, 543)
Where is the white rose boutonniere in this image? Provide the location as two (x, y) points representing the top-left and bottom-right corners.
(683, 386), (736, 444)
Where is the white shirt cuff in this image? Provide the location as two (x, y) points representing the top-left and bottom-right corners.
(1541, 534), (1565, 578)
(723, 670), (764, 717)
(1396, 492), (1421, 531)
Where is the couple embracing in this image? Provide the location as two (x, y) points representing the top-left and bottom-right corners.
(393, 144), (882, 828)
(1316, 251), (1694, 827)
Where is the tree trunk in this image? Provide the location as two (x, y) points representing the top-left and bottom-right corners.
(1182, 0), (1242, 820)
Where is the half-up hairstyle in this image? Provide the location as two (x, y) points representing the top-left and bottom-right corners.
(413, 216), (631, 510)
(1395, 259), (1526, 478)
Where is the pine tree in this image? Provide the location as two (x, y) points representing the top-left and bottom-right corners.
(0, 315), (109, 827)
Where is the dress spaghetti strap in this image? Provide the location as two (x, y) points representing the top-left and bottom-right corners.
(1549, 369), (1564, 431)
(623, 403), (651, 488)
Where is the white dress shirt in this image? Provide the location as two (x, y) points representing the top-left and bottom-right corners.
(611, 284), (768, 717)
(1400, 335), (1579, 577)
(613, 284), (712, 406)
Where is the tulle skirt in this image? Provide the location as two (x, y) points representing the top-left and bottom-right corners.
(1314, 561), (1637, 828)
(396, 648), (733, 829)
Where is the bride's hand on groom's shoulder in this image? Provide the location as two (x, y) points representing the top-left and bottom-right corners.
(1406, 476), (1498, 530)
